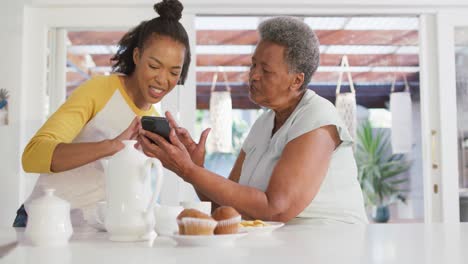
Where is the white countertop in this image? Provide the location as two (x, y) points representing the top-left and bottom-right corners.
(1, 223), (467, 264)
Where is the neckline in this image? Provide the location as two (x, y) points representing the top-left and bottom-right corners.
(113, 75), (157, 116)
(269, 90), (312, 139)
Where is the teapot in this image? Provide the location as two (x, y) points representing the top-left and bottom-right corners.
(104, 140), (164, 241)
(25, 189), (73, 247)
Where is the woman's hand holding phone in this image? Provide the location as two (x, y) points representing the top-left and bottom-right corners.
(165, 111), (211, 167)
(139, 111), (210, 167)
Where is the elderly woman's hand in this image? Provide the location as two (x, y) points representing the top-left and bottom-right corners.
(165, 111), (211, 167)
(138, 127), (196, 178)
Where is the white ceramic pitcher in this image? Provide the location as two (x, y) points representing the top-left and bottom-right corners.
(104, 140), (164, 241)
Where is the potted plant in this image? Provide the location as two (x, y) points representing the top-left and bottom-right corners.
(0, 88), (9, 125)
(355, 121), (411, 223)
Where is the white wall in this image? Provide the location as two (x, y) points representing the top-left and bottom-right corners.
(28, 0), (468, 7)
(1, 0), (467, 226)
(0, 0), (30, 227)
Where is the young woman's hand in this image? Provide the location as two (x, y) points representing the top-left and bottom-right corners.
(165, 111), (211, 167)
(110, 116), (141, 152)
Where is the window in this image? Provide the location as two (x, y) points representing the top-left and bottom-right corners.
(195, 15), (423, 222)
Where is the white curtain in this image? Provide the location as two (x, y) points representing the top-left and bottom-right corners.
(335, 55), (357, 141)
(207, 67), (233, 153)
(390, 74), (413, 154)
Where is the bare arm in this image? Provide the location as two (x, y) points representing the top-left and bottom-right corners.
(187, 126), (339, 221)
(195, 151), (246, 208)
(227, 151), (246, 183)
(22, 76), (140, 173)
(50, 117), (141, 172)
(50, 141), (119, 172)
(139, 125), (340, 222)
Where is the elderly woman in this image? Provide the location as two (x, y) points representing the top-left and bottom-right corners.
(138, 16), (368, 224)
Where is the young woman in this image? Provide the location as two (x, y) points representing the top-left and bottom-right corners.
(17, 0), (190, 227)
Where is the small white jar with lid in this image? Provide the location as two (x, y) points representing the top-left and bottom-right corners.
(25, 189), (73, 247)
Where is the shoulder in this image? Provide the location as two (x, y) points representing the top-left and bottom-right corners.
(300, 90), (336, 113)
(67, 75), (119, 104)
(286, 90), (351, 144)
(69, 75), (116, 97)
(291, 90), (339, 125)
(286, 90), (342, 142)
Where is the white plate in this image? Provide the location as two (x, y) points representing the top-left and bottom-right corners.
(170, 232), (247, 247)
(239, 221), (284, 234)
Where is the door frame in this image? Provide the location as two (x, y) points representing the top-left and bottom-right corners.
(433, 11), (468, 223)
(23, 5), (462, 220)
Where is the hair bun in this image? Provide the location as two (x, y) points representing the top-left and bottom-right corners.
(154, 0), (183, 21)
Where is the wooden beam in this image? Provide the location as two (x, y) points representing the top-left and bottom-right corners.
(68, 30), (418, 46)
(66, 72), (88, 85)
(66, 80), (420, 109)
(84, 53), (419, 71)
(196, 84), (420, 109)
(197, 54), (419, 67)
(92, 54), (114, 67)
(197, 30), (418, 46)
(68, 31), (126, 45)
(66, 72), (105, 97)
(316, 30), (418, 46)
(197, 71), (419, 84)
(319, 54), (419, 67)
(67, 54), (92, 74)
(197, 30), (258, 45)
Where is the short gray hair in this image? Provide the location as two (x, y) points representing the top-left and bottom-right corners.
(258, 17), (320, 91)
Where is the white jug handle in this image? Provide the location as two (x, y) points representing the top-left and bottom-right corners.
(95, 208), (104, 226)
(143, 158), (164, 216)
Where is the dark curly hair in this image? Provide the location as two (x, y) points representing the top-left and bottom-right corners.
(111, 0), (191, 85)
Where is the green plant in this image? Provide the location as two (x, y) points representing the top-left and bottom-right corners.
(0, 88), (9, 109)
(0, 88), (9, 100)
(231, 115), (248, 154)
(355, 121), (411, 206)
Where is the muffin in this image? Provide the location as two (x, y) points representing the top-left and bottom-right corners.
(212, 206), (241, 234)
(176, 208), (200, 235)
(178, 209), (217, 235)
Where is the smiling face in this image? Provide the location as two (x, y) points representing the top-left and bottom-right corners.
(248, 40), (304, 110)
(132, 35), (186, 105)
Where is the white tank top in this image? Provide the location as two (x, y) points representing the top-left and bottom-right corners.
(239, 90), (368, 224)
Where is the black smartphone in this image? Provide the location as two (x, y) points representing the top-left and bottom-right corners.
(141, 116), (171, 142)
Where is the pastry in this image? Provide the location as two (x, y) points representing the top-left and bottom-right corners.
(212, 206), (241, 234)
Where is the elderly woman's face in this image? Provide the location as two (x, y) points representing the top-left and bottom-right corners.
(248, 40), (298, 109)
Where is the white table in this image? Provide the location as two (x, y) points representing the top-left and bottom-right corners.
(1, 223), (467, 264)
